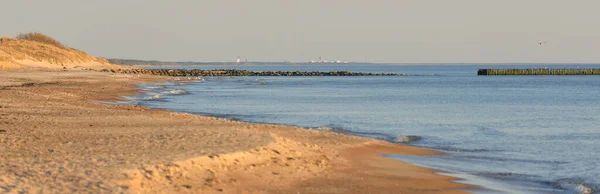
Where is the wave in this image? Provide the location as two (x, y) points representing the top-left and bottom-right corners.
(432, 146), (490, 153)
(575, 184), (596, 194)
(146, 85), (166, 90)
(474, 125), (506, 136)
(144, 95), (165, 101)
(555, 178), (597, 194)
(464, 155), (568, 165)
(395, 135), (422, 143)
(163, 89), (189, 95)
(313, 126), (348, 134)
(474, 172), (597, 194)
(247, 82), (268, 86)
(312, 126), (423, 144)
(475, 172), (546, 181)
(189, 112), (249, 121)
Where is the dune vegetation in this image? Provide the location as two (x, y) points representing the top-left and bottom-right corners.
(15, 32), (67, 49)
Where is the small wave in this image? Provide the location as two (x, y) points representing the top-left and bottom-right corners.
(163, 89), (189, 95)
(464, 155), (567, 165)
(228, 117), (242, 121)
(434, 146), (490, 153)
(475, 125), (506, 136)
(144, 95), (165, 101)
(190, 112), (249, 120)
(394, 135), (422, 143)
(313, 126), (348, 134)
(247, 82), (268, 86)
(146, 85), (166, 90)
(345, 131), (423, 144)
(576, 184), (595, 194)
(345, 131), (398, 142)
(555, 178), (596, 194)
(476, 172), (544, 181)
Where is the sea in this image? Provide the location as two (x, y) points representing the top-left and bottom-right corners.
(126, 64), (600, 194)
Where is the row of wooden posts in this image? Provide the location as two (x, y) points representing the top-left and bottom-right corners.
(478, 68), (600, 75)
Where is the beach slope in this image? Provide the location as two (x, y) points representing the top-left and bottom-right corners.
(0, 71), (472, 193)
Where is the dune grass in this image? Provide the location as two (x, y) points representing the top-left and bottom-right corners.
(15, 32), (67, 49)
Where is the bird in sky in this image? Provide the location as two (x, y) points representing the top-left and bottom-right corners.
(538, 42), (547, 45)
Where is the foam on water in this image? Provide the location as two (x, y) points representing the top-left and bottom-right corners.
(144, 95), (164, 101)
(163, 89), (189, 95)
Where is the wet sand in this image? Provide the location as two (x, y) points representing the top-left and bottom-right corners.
(0, 70), (473, 193)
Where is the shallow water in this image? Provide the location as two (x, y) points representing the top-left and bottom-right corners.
(133, 64), (600, 193)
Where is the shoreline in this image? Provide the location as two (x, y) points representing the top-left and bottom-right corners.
(0, 70), (474, 193)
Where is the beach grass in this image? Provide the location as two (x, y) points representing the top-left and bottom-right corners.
(15, 32), (67, 49)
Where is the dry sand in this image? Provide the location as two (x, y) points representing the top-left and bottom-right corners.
(0, 70), (474, 193)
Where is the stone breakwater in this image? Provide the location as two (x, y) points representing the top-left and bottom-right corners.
(96, 68), (399, 76)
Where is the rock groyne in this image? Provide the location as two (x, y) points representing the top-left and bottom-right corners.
(97, 68), (399, 76)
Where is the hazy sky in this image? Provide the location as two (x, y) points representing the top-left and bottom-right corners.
(2, 0), (600, 63)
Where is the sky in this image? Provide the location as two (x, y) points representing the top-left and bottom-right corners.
(2, 0), (600, 63)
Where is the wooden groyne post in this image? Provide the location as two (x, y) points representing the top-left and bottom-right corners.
(478, 68), (600, 76)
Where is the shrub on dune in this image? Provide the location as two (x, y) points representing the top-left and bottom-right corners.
(15, 32), (67, 49)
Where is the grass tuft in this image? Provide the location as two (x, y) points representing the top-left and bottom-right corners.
(15, 32), (67, 49)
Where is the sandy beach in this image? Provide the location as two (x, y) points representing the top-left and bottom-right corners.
(0, 70), (474, 193)
(5, 1), (600, 191)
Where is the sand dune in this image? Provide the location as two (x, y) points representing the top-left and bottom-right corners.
(0, 35), (120, 70)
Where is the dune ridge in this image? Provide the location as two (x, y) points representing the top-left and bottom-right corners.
(0, 34), (120, 70)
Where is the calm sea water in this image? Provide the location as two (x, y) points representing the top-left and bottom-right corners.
(132, 64), (600, 194)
